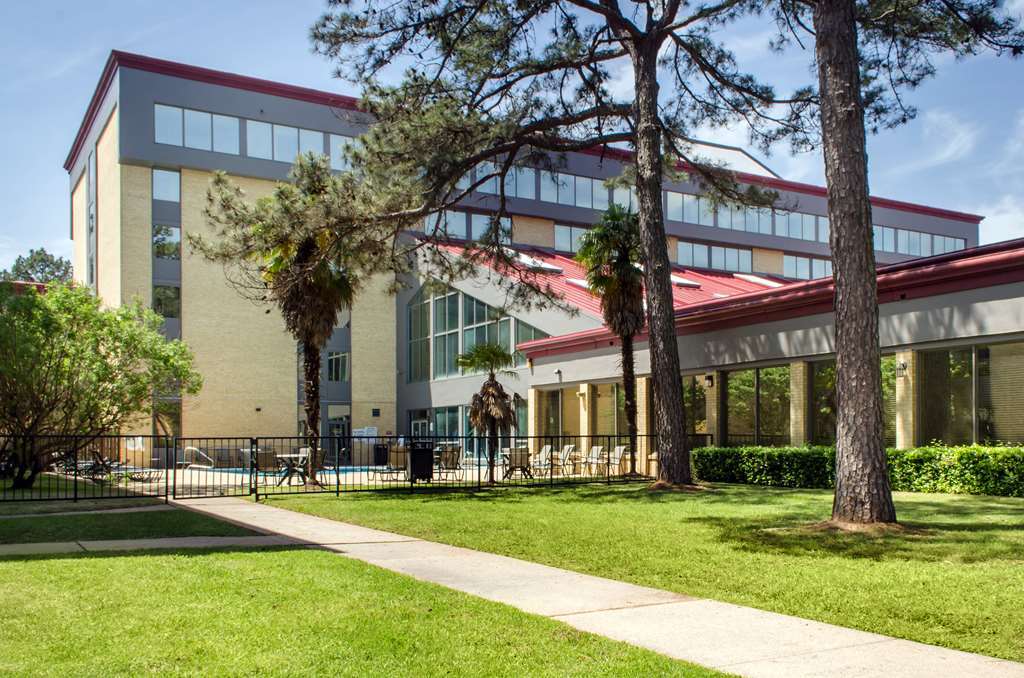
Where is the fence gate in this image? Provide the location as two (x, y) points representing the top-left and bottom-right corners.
(171, 437), (255, 499)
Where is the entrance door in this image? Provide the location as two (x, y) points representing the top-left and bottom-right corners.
(411, 419), (430, 437)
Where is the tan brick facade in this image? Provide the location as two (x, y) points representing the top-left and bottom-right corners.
(789, 362), (810, 446)
(70, 174), (87, 285)
(636, 376), (655, 475)
(350, 274), (398, 434)
(178, 169), (297, 436)
(752, 248), (784, 275)
(512, 215), (555, 248)
(95, 108), (121, 307)
(895, 349), (918, 449)
(119, 164), (152, 307)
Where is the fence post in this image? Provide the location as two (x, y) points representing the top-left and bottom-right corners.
(72, 437), (78, 502)
(250, 437), (259, 502)
(164, 437), (170, 503)
(335, 437), (341, 497)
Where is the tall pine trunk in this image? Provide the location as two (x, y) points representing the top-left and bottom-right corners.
(632, 45), (692, 485)
(302, 340), (322, 484)
(620, 334), (639, 476)
(813, 0), (896, 523)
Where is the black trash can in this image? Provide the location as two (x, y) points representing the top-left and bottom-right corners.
(408, 440), (435, 483)
(372, 443), (389, 466)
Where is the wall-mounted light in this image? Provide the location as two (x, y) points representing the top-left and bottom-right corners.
(895, 361), (908, 378)
(704, 374), (714, 388)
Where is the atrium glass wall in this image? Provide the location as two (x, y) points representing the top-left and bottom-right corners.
(810, 357), (897, 447)
(977, 342), (1024, 443)
(724, 366), (790, 446)
(538, 389), (561, 436)
(682, 376), (709, 437)
(590, 383), (628, 439)
(919, 348), (974, 445)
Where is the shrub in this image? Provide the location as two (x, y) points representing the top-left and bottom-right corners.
(692, 444), (1024, 497)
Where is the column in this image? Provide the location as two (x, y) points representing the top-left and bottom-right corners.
(527, 387), (541, 454)
(705, 371), (722, 447)
(789, 361), (811, 446)
(636, 376), (654, 475)
(895, 349), (918, 449)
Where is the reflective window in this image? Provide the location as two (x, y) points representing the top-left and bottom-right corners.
(184, 109), (212, 150)
(273, 124), (299, 161)
(557, 173), (575, 206)
(212, 114), (239, 154)
(299, 129), (323, 156)
(920, 348), (975, 445)
(327, 352), (350, 382)
(470, 213), (512, 244)
(407, 289), (431, 383)
(152, 285), (181, 319)
(154, 104), (182, 146)
(152, 169), (180, 203)
(554, 224), (588, 253)
(152, 224), (181, 260)
(329, 134), (354, 170)
(666, 191), (683, 222)
(514, 167), (536, 200)
(476, 161), (499, 194)
(432, 289), (460, 379)
(246, 121), (273, 160)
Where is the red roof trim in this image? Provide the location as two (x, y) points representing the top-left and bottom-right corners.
(520, 238), (1024, 359)
(64, 51), (361, 172)
(578, 146), (982, 224)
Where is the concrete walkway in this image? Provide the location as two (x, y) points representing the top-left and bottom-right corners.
(0, 534), (296, 556)
(173, 497), (1024, 678)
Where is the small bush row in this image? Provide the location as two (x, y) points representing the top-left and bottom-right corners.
(692, 444), (1024, 497)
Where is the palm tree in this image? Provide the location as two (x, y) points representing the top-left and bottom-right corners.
(575, 204), (645, 476)
(270, 238), (355, 481)
(457, 343), (517, 484)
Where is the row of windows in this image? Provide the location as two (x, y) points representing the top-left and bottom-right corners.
(783, 254), (833, 280)
(424, 210), (512, 244)
(677, 240), (753, 273)
(554, 224), (590, 254)
(153, 104), (356, 170)
(407, 286), (547, 382)
(873, 225), (965, 256)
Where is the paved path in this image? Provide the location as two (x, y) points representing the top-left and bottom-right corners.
(0, 534), (296, 556)
(173, 497), (1024, 678)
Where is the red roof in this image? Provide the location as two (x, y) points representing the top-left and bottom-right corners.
(520, 237), (1024, 359)
(439, 242), (784, 320)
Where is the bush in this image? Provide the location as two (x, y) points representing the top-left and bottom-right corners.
(692, 444), (1024, 497)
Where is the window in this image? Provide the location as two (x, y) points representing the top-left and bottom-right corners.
(725, 366), (790, 446)
(920, 348), (975, 445)
(212, 114), (239, 154)
(682, 376), (708, 434)
(554, 224), (588, 253)
(784, 254), (830, 280)
(327, 352), (350, 382)
(329, 134), (354, 170)
(273, 124), (299, 162)
(469, 214), (511, 244)
(432, 406), (460, 437)
(666, 191), (683, 222)
(556, 173), (575, 206)
(476, 161), (499, 194)
(407, 289), (431, 383)
(513, 167), (536, 199)
(246, 120), (273, 160)
(462, 296), (511, 366)
(184, 109), (212, 150)
(426, 210), (468, 239)
(678, 240), (750, 272)
(153, 224), (181, 260)
(299, 129), (323, 156)
(677, 240), (709, 269)
(811, 259), (833, 279)
(818, 215), (830, 243)
(613, 186), (637, 211)
(153, 286), (181, 319)
(152, 169), (180, 203)
(515, 321), (547, 366)
(154, 104), (182, 146)
(977, 342), (1024, 444)
(432, 289), (460, 378)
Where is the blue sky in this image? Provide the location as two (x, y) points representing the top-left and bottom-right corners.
(1, 0), (1022, 270)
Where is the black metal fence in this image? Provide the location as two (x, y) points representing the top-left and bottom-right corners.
(1, 433), (716, 502)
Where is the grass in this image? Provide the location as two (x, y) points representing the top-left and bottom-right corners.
(0, 496), (162, 517)
(0, 508), (255, 544)
(265, 483), (1024, 662)
(0, 548), (722, 677)
(0, 473), (151, 502)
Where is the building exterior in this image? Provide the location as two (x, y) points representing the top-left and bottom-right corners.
(66, 50), (1015, 456)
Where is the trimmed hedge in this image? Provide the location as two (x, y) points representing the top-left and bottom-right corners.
(692, 444), (1024, 497)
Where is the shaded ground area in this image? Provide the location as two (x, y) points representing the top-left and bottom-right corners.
(0, 547), (720, 677)
(265, 483), (1024, 662)
(0, 508), (255, 544)
(0, 496), (163, 517)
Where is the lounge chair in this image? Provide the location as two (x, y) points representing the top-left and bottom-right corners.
(530, 445), (554, 476)
(436, 443), (464, 481)
(122, 466), (165, 483)
(501, 447), (532, 479)
(583, 445), (606, 475)
(556, 444), (577, 475)
(607, 445), (627, 476)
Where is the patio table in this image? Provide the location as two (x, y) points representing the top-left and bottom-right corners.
(275, 454), (308, 486)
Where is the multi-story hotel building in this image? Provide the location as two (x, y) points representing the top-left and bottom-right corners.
(66, 51), (1024, 464)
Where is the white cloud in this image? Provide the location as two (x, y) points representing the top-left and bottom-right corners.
(887, 110), (979, 176)
(604, 57), (635, 101)
(976, 195), (1024, 244)
(1007, 0), (1024, 17)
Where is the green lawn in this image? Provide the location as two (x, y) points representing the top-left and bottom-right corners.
(0, 472), (152, 502)
(0, 508), (255, 544)
(0, 548), (721, 677)
(0, 496), (162, 517)
(265, 483), (1024, 662)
